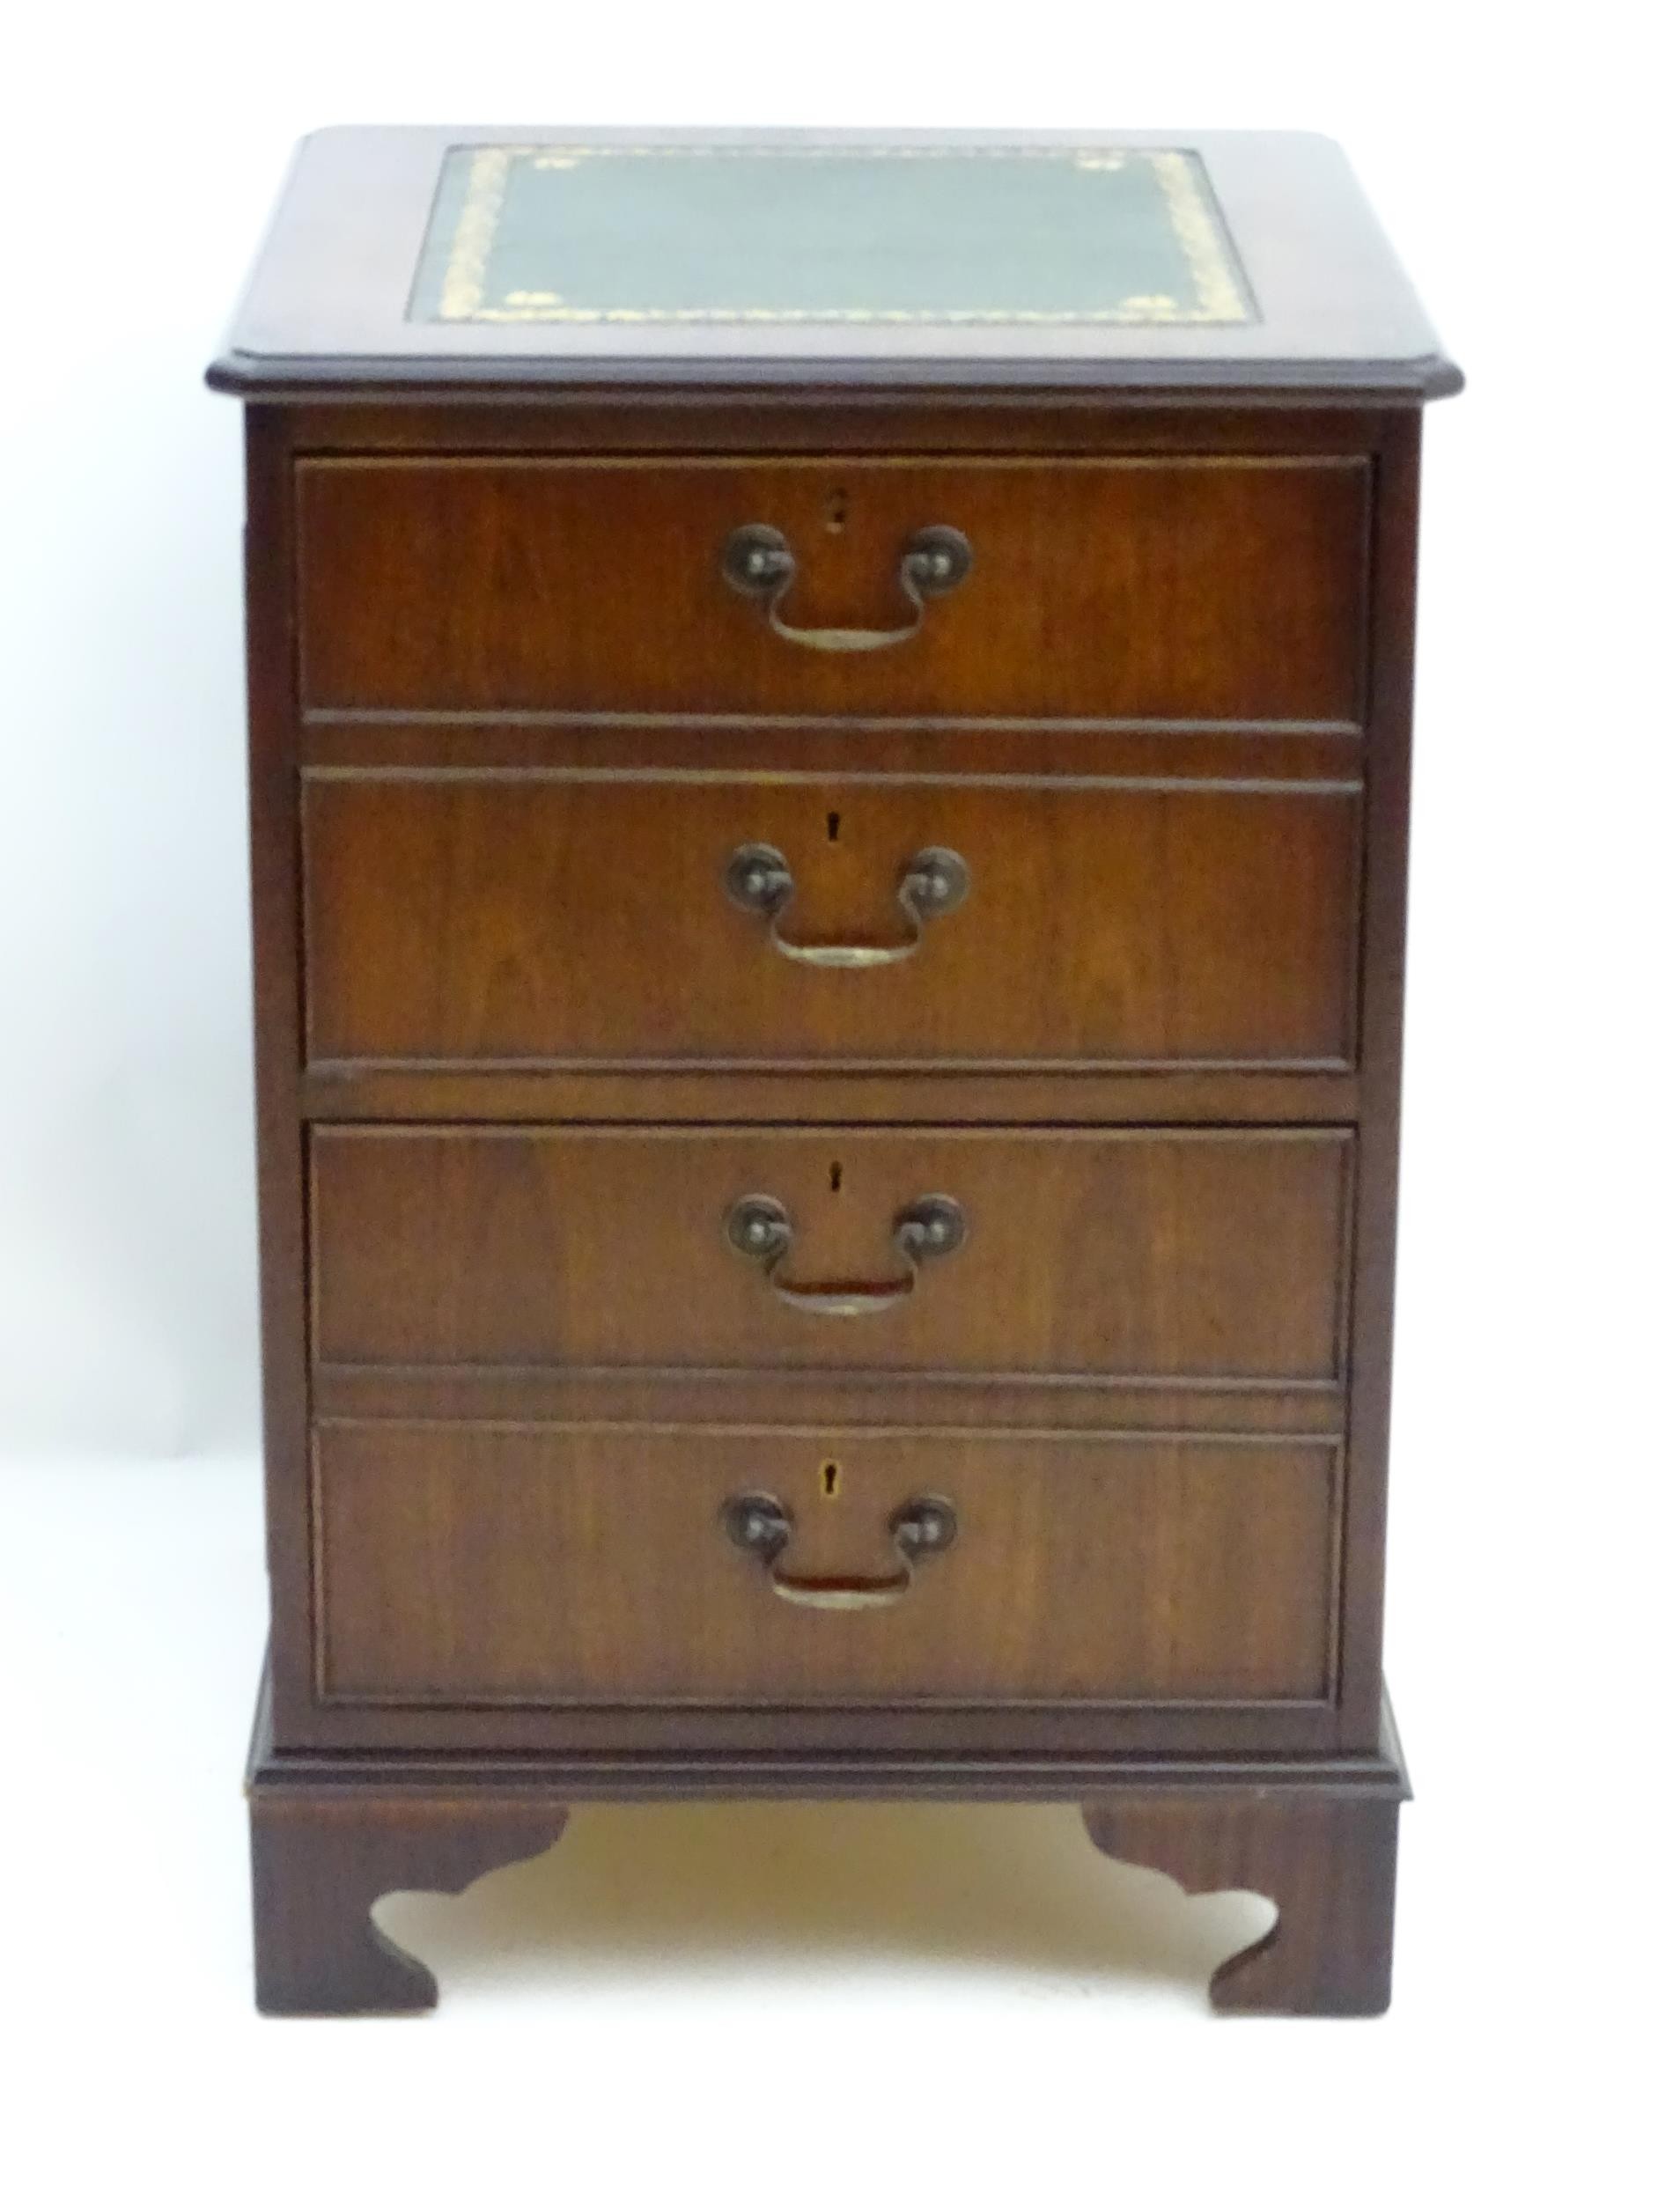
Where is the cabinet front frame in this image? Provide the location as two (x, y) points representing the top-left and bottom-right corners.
(242, 398), (1418, 1760)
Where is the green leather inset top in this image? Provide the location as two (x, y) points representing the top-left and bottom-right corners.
(409, 144), (1252, 327)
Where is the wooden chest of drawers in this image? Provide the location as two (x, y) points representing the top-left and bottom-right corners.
(213, 126), (1459, 2015)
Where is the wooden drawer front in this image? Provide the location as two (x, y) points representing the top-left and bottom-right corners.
(311, 1127), (1351, 1385)
(304, 775), (1360, 1071)
(295, 458), (1369, 721)
(314, 1422), (1337, 1705)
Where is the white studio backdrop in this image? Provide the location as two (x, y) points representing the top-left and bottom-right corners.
(0, 4), (1675, 2192)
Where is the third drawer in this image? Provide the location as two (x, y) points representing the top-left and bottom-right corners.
(310, 1124), (1353, 1387)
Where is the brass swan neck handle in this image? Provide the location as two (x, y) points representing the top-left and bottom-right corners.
(721, 1491), (958, 1609)
(724, 842), (969, 968)
(721, 521), (973, 652)
(725, 1192), (967, 1317)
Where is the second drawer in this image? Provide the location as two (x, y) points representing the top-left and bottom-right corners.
(302, 773), (1362, 1070)
(311, 1125), (1352, 1386)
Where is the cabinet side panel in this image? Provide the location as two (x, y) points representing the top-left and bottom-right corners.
(1337, 408), (1420, 1745)
(244, 406), (314, 1732)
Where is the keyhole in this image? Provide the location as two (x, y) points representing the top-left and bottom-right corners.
(821, 1460), (842, 1499)
(825, 488), (849, 533)
(829, 1160), (844, 1194)
(827, 811), (842, 843)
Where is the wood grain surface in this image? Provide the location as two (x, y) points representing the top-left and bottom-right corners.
(309, 1125), (1353, 1385)
(303, 772), (1361, 1070)
(295, 456), (1369, 719)
(313, 1421), (1338, 1706)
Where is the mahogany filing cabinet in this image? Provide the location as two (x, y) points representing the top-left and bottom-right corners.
(210, 127), (1460, 2014)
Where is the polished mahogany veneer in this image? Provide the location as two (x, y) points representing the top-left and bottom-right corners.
(314, 1423), (1341, 1707)
(295, 455), (1370, 720)
(215, 125), (1458, 2018)
(302, 775), (1364, 1070)
(309, 1126), (1352, 1382)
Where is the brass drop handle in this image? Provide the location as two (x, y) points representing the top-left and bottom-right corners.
(720, 521), (973, 651)
(721, 1491), (958, 1609)
(725, 1192), (966, 1316)
(724, 843), (969, 968)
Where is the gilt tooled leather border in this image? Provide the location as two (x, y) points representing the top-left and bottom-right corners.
(422, 144), (1253, 328)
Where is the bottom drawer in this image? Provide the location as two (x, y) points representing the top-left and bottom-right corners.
(314, 1422), (1338, 1708)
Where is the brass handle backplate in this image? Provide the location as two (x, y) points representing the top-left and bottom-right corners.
(725, 1192), (966, 1316)
(721, 1490), (958, 1608)
(720, 521), (973, 651)
(724, 843), (969, 968)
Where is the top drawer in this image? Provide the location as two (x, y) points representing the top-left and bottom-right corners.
(295, 457), (1370, 722)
